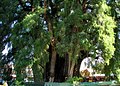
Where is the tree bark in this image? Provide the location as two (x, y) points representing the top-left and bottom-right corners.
(49, 45), (56, 82)
(67, 52), (76, 78)
(68, 56), (71, 77)
(68, 60), (75, 78)
(82, 0), (87, 13)
(45, 1), (57, 81)
(46, 14), (57, 82)
(46, 10), (57, 82)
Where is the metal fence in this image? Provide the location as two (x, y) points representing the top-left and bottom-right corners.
(24, 81), (120, 86)
(25, 82), (44, 86)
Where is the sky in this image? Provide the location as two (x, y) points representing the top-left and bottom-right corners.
(2, 45), (8, 55)
(2, 43), (12, 55)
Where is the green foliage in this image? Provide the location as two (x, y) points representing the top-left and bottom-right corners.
(92, 0), (116, 64)
(55, 1), (117, 79)
(56, 0), (92, 62)
(93, 62), (104, 73)
(116, 69), (120, 82)
(11, 5), (50, 81)
(66, 76), (83, 83)
(11, 80), (25, 86)
(109, 0), (120, 81)
(2, 0), (119, 82)
(0, 0), (18, 82)
(22, 7), (44, 29)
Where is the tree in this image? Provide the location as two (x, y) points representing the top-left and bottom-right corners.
(56, 0), (91, 78)
(5, 0), (118, 82)
(56, 0), (116, 78)
(91, 0), (116, 64)
(107, 0), (120, 81)
(0, 0), (18, 82)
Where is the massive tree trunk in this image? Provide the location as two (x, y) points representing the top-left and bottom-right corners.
(46, 3), (57, 82)
(47, 10), (57, 82)
(49, 45), (57, 82)
(46, 14), (57, 82)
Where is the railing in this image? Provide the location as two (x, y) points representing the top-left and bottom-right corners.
(24, 81), (120, 86)
(25, 82), (44, 86)
(44, 82), (72, 86)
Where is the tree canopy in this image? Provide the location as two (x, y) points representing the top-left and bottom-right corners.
(0, 0), (120, 83)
